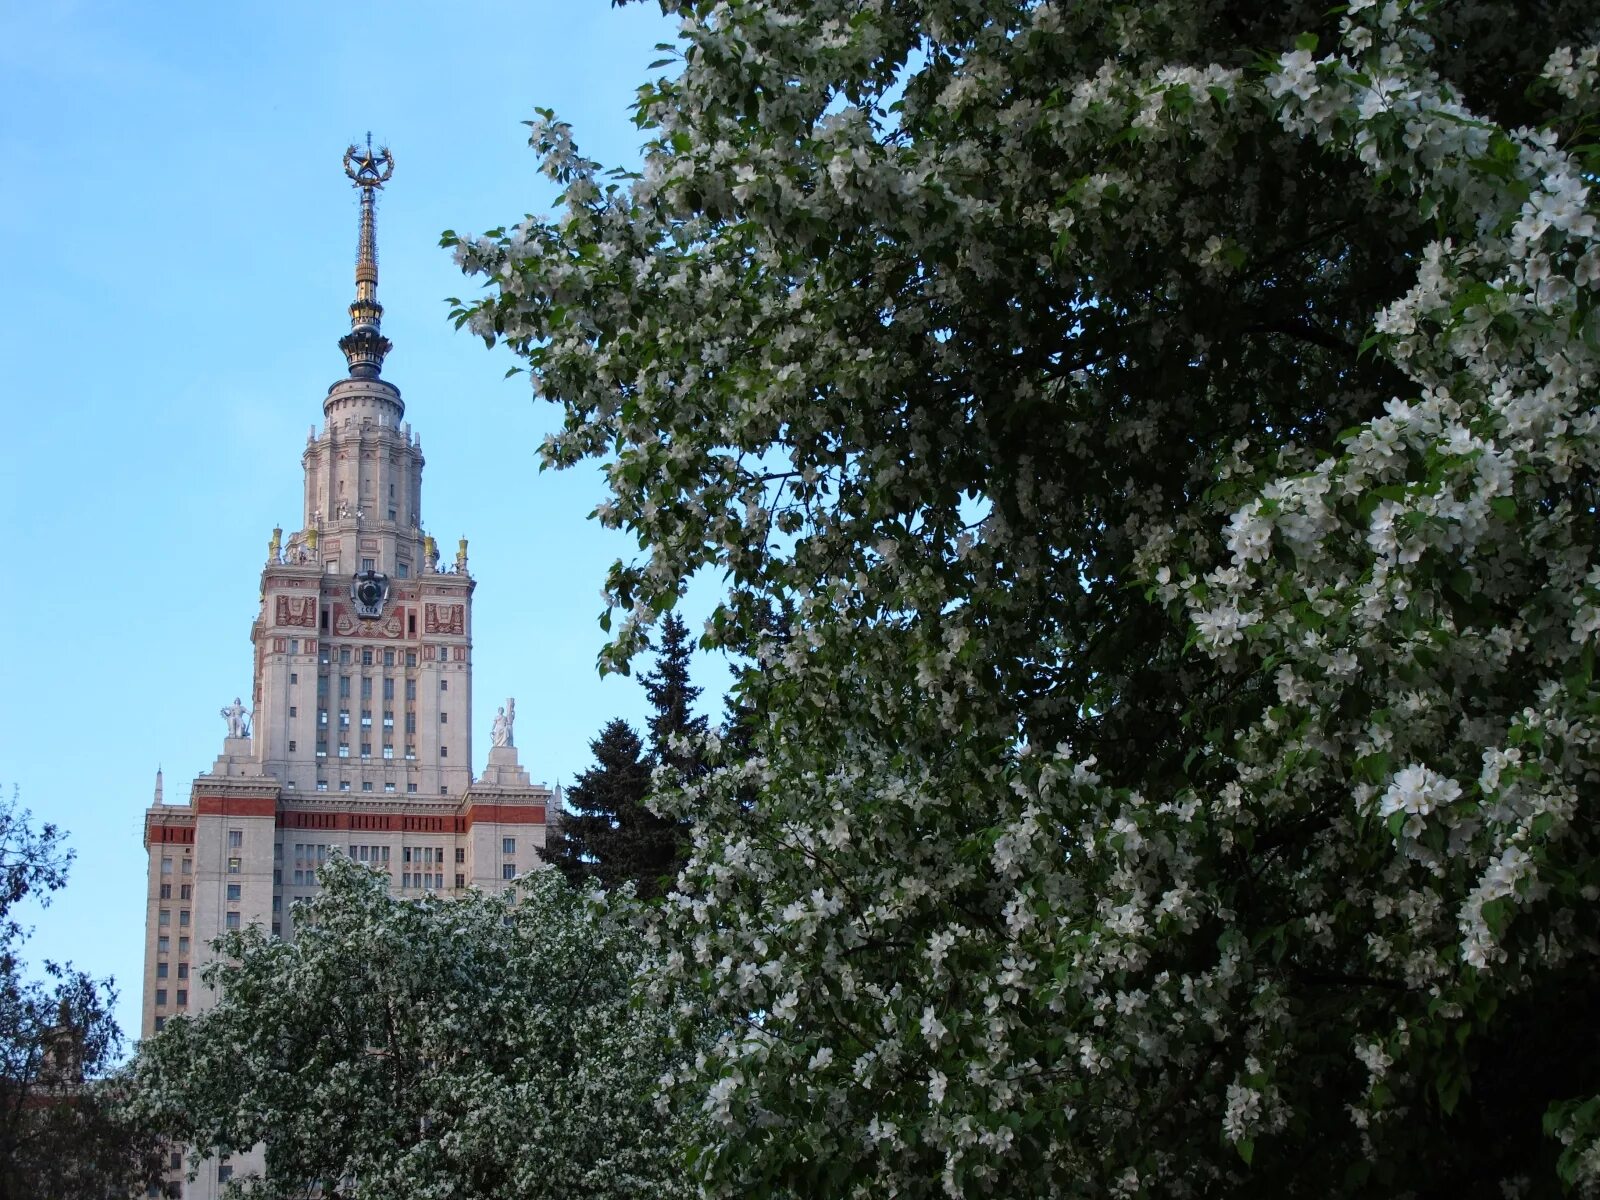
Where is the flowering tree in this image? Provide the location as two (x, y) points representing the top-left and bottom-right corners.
(132, 859), (692, 1200)
(451, 0), (1600, 1194)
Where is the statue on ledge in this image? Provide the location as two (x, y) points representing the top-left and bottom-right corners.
(221, 697), (251, 740)
(490, 698), (515, 748)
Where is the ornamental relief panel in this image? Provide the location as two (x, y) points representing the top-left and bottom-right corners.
(425, 603), (465, 636)
(275, 596), (318, 627)
(331, 604), (407, 639)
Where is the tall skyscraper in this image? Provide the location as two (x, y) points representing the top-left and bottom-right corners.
(140, 142), (551, 1199)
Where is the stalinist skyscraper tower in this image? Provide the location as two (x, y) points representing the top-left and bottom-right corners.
(140, 145), (552, 1191)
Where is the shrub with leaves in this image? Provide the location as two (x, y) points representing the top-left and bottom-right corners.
(133, 858), (692, 1200)
(452, 0), (1600, 1194)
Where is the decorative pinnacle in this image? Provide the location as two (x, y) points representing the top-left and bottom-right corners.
(339, 134), (395, 378)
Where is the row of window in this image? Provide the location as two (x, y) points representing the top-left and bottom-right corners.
(312, 780), (432, 793)
(154, 961), (189, 980)
(313, 646), (451, 669)
(316, 743), (433, 759)
(318, 706), (418, 726)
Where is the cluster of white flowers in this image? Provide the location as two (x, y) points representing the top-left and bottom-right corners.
(452, 0), (1600, 1193)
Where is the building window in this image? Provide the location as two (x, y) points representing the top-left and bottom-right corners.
(398, 561), (409, 578)
(455, 873), (465, 889)
(383, 711), (394, 728)
(361, 678), (372, 700)
(383, 745), (394, 759)
(228, 830), (243, 849)
(439, 746), (448, 758)
(226, 912), (241, 930)
(383, 678), (394, 701)
(178, 962), (188, 979)
(155, 989), (168, 1007)
(180, 884), (191, 900)
(227, 857), (241, 874)
(316, 780), (328, 792)
(158, 910), (170, 927)
(362, 557), (375, 572)
(338, 744), (350, 758)
(361, 782), (373, 792)
(178, 937), (189, 955)
(502, 837), (516, 855)
(156, 962), (168, 979)
(339, 676), (351, 699)
(361, 742), (372, 758)
(179, 910), (191, 927)
(406, 783), (418, 793)
(288, 740), (297, 752)
(159, 883), (171, 900)
(405, 745), (416, 759)
(290, 670), (298, 683)
(160, 857), (173, 875)
(227, 884), (241, 902)
(384, 782), (396, 792)
(340, 648), (351, 665)
(339, 781), (351, 792)
(320, 646), (331, 664)
(406, 652), (417, 667)
(218, 1165), (233, 1184)
(405, 713), (416, 734)
(289, 705), (297, 717)
(272, 896), (281, 913)
(176, 989), (187, 1007)
(361, 710), (372, 727)
(502, 864), (515, 880)
(384, 650), (395, 667)
(455, 848), (466, 864)
(181, 857), (192, 875)
(388, 507), (398, 522)
(319, 709), (329, 725)
(362, 648), (373, 666)
(154, 1017), (166, 1032)
(439, 712), (448, 724)
(440, 679), (449, 692)
(440, 786), (449, 795)
(339, 710), (350, 728)
(157, 936), (170, 954)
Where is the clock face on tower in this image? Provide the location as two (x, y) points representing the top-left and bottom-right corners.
(350, 570), (390, 620)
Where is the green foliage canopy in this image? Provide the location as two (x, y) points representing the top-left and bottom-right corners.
(451, 1), (1600, 1195)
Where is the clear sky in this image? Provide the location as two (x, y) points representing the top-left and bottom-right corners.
(0, 0), (722, 1047)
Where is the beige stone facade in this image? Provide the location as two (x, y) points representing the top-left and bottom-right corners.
(140, 147), (552, 1200)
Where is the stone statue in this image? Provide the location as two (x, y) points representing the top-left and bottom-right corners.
(221, 697), (251, 740)
(491, 698), (515, 748)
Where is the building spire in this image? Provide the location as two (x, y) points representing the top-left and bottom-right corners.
(338, 134), (395, 378)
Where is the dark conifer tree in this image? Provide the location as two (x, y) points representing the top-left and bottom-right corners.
(537, 718), (650, 893)
(541, 614), (709, 900)
(642, 613), (708, 781)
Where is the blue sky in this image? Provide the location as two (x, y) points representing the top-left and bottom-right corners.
(0, 0), (724, 1046)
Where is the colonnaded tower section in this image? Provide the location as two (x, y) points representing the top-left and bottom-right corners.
(140, 141), (551, 1200)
